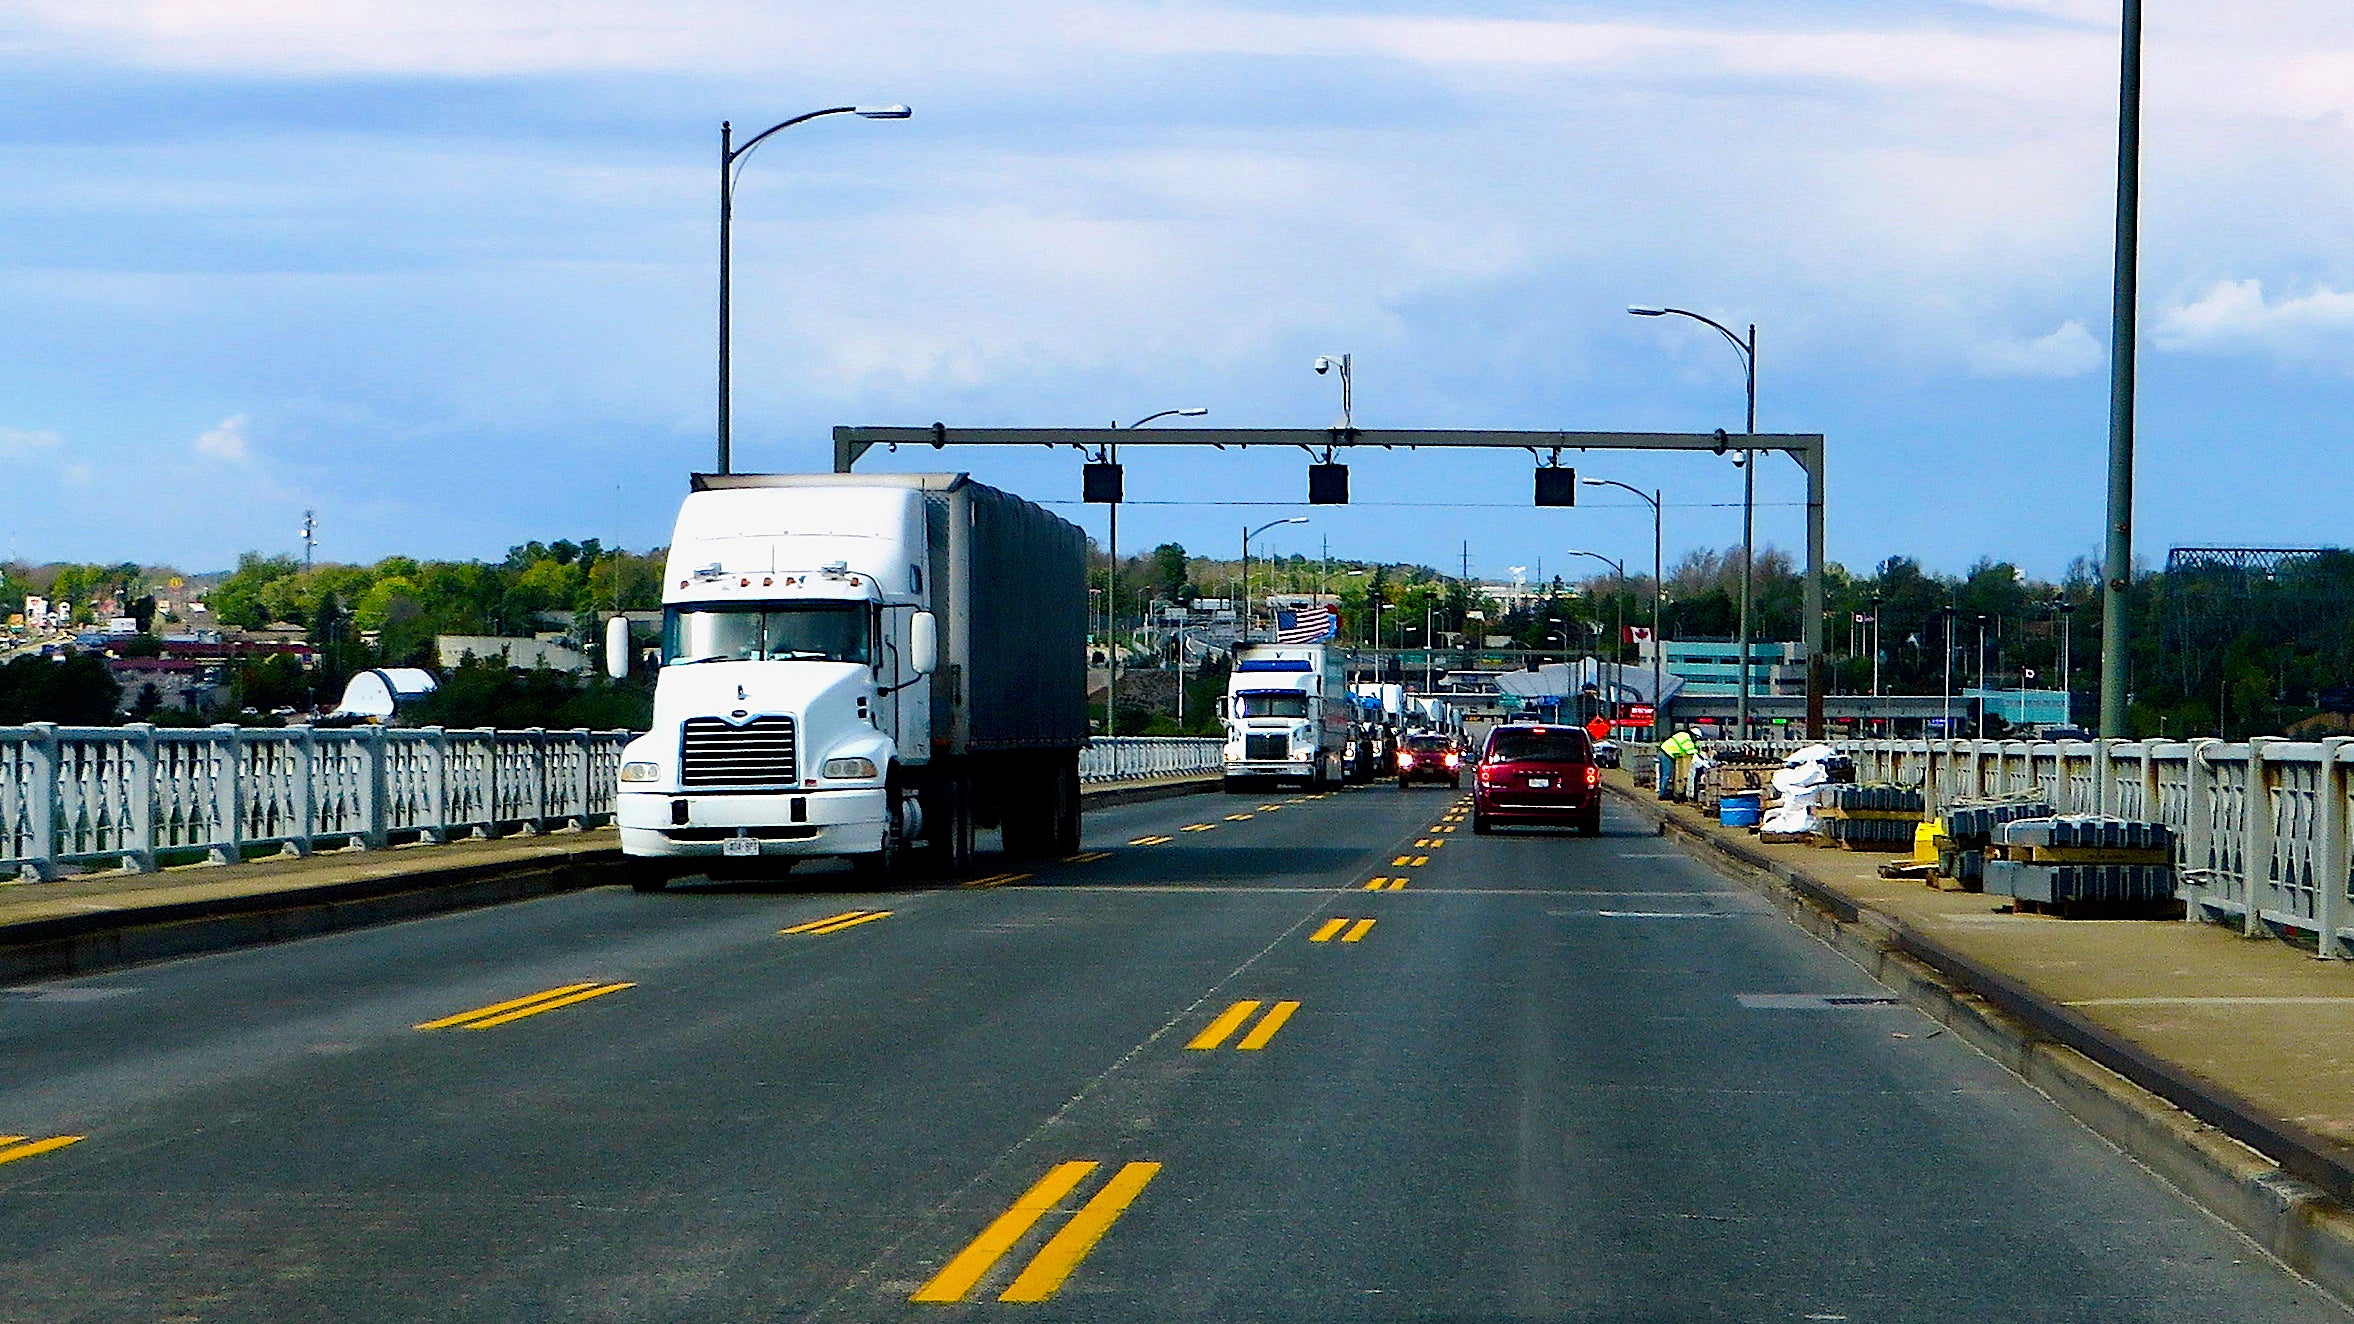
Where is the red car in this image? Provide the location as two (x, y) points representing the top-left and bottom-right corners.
(1395, 733), (1463, 788)
(1471, 723), (1602, 836)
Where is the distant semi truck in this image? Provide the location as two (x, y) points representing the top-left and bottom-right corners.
(611, 472), (1088, 885)
(1219, 642), (1351, 790)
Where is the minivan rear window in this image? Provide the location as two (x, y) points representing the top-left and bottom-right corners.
(1485, 728), (1591, 763)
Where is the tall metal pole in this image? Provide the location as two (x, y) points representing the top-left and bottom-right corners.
(1738, 323), (1756, 739)
(2100, 0), (2143, 738)
(717, 105), (907, 476)
(1652, 489), (1664, 744)
(1107, 440), (1118, 738)
(717, 120), (734, 474)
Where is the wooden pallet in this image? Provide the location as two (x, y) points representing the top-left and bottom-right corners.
(1990, 844), (2171, 865)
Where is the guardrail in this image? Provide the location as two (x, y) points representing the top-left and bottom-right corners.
(2, 724), (636, 881)
(1662, 734), (2354, 957)
(1081, 736), (1225, 784)
(0, 727), (1230, 880)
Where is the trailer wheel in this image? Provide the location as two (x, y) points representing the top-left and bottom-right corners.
(1052, 754), (1082, 856)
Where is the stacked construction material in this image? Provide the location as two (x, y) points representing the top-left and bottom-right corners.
(1815, 784), (1925, 850)
(1936, 800), (2055, 890)
(1983, 816), (2178, 915)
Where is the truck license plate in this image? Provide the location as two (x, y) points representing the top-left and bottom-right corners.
(1528, 777), (1551, 788)
(723, 837), (761, 857)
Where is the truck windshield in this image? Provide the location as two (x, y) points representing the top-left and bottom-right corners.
(1234, 692), (1310, 719)
(662, 603), (870, 666)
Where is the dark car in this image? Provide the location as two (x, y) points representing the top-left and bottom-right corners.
(1472, 723), (1601, 835)
(1395, 733), (1462, 788)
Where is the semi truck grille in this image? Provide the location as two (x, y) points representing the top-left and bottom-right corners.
(679, 717), (798, 787)
(1245, 733), (1290, 761)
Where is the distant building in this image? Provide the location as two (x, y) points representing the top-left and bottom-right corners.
(435, 633), (588, 673)
(107, 657), (222, 715)
(1637, 639), (1808, 698)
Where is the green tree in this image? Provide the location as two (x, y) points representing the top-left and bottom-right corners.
(0, 654), (121, 724)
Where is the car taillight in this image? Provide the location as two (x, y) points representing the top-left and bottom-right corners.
(1397, 753), (1414, 768)
(1585, 765), (1601, 787)
(1444, 753), (1461, 768)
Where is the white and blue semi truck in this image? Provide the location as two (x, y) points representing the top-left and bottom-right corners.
(610, 472), (1088, 886)
(1219, 642), (1351, 791)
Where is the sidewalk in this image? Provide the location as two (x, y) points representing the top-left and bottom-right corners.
(1608, 770), (2354, 1300)
(0, 774), (1217, 984)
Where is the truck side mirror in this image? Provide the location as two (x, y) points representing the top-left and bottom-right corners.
(1215, 696), (1229, 720)
(909, 611), (938, 676)
(605, 616), (631, 679)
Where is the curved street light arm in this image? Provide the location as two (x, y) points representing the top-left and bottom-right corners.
(1580, 477), (1658, 510)
(728, 107), (861, 186)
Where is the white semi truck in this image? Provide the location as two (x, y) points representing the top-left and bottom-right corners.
(610, 472), (1088, 886)
(1219, 642), (1351, 790)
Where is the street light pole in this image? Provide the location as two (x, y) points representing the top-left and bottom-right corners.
(1586, 479), (1666, 742)
(718, 104), (909, 475)
(1106, 406), (1207, 738)
(1563, 550), (1627, 718)
(1629, 306), (1756, 736)
(1241, 516), (1308, 644)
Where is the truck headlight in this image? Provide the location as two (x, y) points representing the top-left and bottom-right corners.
(822, 757), (879, 779)
(619, 761), (659, 783)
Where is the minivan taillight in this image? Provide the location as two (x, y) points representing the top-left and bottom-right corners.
(1585, 765), (1601, 788)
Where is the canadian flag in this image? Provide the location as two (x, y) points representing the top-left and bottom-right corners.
(1623, 626), (1654, 643)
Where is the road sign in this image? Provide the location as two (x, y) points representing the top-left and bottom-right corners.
(1585, 716), (1611, 741)
(1623, 703), (1655, 726)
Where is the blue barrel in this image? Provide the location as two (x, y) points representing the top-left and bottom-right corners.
(1719, 793), (1762, 828)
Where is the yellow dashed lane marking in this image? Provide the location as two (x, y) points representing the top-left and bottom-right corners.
(1224, 813), (1255, 821)
(1064, 851), (1113, 863)
(1311, 919), (1376, 943)
(780, 909), (895, 935)
(1363, 876), (1408, 891)
(1180, 823), (1217, 833)
(964, 873), (1032, 889)
(1129, 835), (1174, 846)
(0, 1135), (82, 1167)
(416, 981), (635, 1030)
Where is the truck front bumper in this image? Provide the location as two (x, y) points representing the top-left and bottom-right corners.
(1223, 759), (1317, 778)
(618, 787), (888, 859)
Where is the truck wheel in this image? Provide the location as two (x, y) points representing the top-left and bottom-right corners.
(849, 831), (898, 885)
(915, 770), (974, 879)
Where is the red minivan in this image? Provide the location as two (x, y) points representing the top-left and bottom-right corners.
(1472, 723), (1602, 836)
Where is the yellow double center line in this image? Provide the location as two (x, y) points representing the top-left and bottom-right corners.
(1391, 854), (1429, 867)
(416, 981), (634, 1030)
(912, 1159), (1163, 1304)
(1129, 835), (1173, 846)
(781, 909), (893, 935)
(1186, 999), (1299, 1050)
(1309, 918), (1376, 943)
(1363, 876), (1408, 891)
(1180, 823), (1217, 833)
(963, 873), (1031, 889)
(0, 1135), (82, 1167)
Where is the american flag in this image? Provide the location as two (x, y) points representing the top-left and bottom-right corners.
(1275, 606), (1337, 643)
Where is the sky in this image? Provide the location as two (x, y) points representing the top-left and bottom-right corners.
(3, 1), (2352, 585)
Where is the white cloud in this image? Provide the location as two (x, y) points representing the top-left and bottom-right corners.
(2155, 279), (2354, 355)
(192, 414), (252, 462)
(1969, 320), (2104, 378)
(0, 425), (62, 457)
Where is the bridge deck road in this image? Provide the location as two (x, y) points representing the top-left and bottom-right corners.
(0, 784), (2340, 1321)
